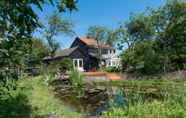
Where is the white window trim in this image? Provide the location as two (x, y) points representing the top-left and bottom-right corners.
(73, 58), (84, 69)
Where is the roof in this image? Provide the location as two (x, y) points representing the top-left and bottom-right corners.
(79, 37), (114, 49)
(56, 46), (78, 57)
(43, 46), (78, 60)
(88, 52), (99, 59)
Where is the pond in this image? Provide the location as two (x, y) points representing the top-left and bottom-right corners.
(50, 79), (165, 117)
(50, 79), (127, 117)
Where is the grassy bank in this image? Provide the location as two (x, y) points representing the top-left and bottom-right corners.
(18, 76), (82, 118)
(2, 74), (186, 118)
(100, 79), (186, 118)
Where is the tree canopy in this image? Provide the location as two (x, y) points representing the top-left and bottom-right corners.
(0, 0), (77, 80)
(121, 0), (186, 74)
(44, 12), (74, 57)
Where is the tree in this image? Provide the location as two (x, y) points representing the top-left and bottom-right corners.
(87, 26), (110, 67)
(0, 0), (77, 81)
(120, 0), (186, 74)
(24, 38), (49, 67)
(155, 0), (186, 71)
(126, 13), (155, 46)
(0, 1), (77, 116)
(111, 26), (130, 50)
(122, 40), (161, 74)
(45, 12), (75, 57)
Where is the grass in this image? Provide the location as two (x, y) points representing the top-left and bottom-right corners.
(4, 74), (185, 118)
(100, 78), (186, 118)
(18, 76), (82, 118)
(101, 100), (186, 118)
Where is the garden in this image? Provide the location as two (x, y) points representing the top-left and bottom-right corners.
(1, 0), (186, 118)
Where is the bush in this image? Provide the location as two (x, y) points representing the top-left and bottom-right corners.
(45, 58), (73, 75)
(102, 66), (121, 73)
(58, 58), (73, 72)
(100, 80), (186, 118)
(0, 80), (31, 118)
(69, 69), (84, 95)
(121, 41), (162, 75)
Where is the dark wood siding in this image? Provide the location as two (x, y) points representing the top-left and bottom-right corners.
(44, 37), (100, 71)
(70, 38), (99, 71)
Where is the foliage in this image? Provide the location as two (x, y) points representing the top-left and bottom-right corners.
(0, 0), (77, 78)
(122, 41), (161, 74)
(87, 26), (111, 66)
(0, 0), (77, 84)
(87, 26), (110, 44)
(25, 38), (49, 67)
(101, 101), (186, 118)
(45, 58), (73, 75)
(58, 58), (74, 71)
(102, 66), (121, 73)
(45, 61), (60, 75)
(0, 80), (31, 118)
(0, 1), (77, 117)
(100, 79), (186, 118)
(18, 76), (81, 118)
(45, 12), (75, 57)
(69, 69), (84, 95)
(120, 0), (186, 74)
(86, 26), (121, 70)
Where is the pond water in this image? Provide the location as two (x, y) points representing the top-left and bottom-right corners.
(50, 79), (126, 117)
(50, 79), (164, 117)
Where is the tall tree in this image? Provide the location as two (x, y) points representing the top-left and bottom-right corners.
(111, 26), (130, 50)
(25, 38), (49, 67)
(126, 13), (155, 45)
(45, 12), (75, 57)
(87, 26), (109, 67)
(155, 0), (186, 70)
(0, 0), (77, 81)
(120, 0), (186, 74)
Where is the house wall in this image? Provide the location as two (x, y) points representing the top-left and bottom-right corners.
(70, 38), (99, 71)
(67, 37), (120, 71)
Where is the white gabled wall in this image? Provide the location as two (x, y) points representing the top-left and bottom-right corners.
(101, 48), (121, 67)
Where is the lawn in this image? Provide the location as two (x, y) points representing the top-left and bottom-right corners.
(18, 76), (83, 118)
(9, 75), (186, 118)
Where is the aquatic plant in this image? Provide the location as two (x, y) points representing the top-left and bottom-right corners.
(109, 89), (126, 108)
(69, 69), (84, 96)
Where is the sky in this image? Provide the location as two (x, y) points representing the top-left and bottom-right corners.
(34, 0), (165, 49)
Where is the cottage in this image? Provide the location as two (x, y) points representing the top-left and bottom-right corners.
(43, 37), (121, 71)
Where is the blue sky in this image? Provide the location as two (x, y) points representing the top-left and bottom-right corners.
(34, 0), (165, 49)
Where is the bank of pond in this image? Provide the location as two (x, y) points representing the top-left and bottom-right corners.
(50, 78), (186, 118)
(4, 75), (185, 118)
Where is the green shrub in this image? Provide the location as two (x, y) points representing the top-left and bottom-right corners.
(69, 69), (84, 95)
(101, 100), (186, 118)
(0, 80), (31, 118)
(100, 79), (186, 118)
(102, 66), (121, 72)
(18, 76), (82, 118)
(45, 58), (73, 75)
(58, 58), (73, 71)
(121, 41), (162, 75)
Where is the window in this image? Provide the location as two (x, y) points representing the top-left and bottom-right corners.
(79, 59), (83, 67)
(73, 59), (83, 68)
(74, 60), (78, 67)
